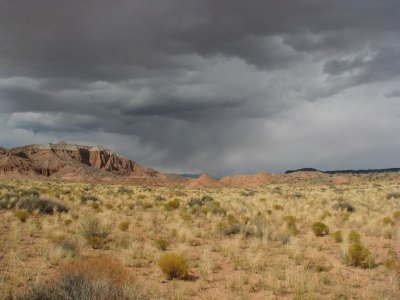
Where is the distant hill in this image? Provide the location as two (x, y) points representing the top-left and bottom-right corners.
(179, 173), (203, 179)
(285, 167), (400, 174)
(1, 142), (399, 187)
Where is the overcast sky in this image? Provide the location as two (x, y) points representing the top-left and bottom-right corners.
(0, 0), (399, 176)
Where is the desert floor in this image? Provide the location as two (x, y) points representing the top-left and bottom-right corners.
(0, 178), (399, 299)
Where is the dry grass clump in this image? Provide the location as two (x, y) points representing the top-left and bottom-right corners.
(348, 230), (361, 243)
(164, 198), (180, 210)
(80, 194), (98, 203)
(158, 253), (190, 280)
(311, 222), (329, 236)
(154, 239), (169, 251)
(17, 256), (146, 300)
(333, 201), (355, 212)
(283, 215), (300, 235)
(79, 215), (111, 249)
(344, 243), (375, 268)
(119, 221), (130, 231)
(15, 209), (29, 222)
(331, 230), (343, 243)
(382, 217), (395, 226)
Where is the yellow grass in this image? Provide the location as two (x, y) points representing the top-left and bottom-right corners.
(0, 177), (399, 299)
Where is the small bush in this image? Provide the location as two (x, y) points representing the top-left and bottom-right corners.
(158, 253), (189, 280)
(79, 216), (110, 249)
(386, 192), (400, 200)
(283, 215), (300, 235)
(57, 239), (80, 258)
(240, 190), (256, 197)
(18, 256), (135, 300)
(382, 217), (395, 226)
(153, 195), (165, 202)
(119, 221), (129, 231)
(16, 198), (69, 214)
(227, 213), (239, 224)
(333, 201), (355, 212)
(154, 239), (169, 251)
(164, 199), (180, 210)
(80, 195), (98, 203)
(141, 201), (153, 209)
(383, 250), (398, 270)
(187, 195), (213, 207)
(117, 186), (132, 194)
(15, 209), (29, 222)
(393, 210), (400, 220)
(283, 215), (297, 227)
(273, 204), (284, 211)
(320, 211), (332, 220)
(348, 230), (361, 243)
(223, 223), (242, 236)
(312, 222), (329, 236)
(204, 200), (226, 216)
(64, 219), (72, 226)
(20, 189), (40, 198)
(331, 230), (343, 243)
(345, 243), (375, 268)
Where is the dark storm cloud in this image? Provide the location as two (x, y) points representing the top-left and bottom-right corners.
(0, 0), (399, 175)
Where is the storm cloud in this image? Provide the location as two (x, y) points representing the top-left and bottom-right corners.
(0, 0), (399, 176)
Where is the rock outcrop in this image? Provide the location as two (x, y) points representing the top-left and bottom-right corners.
(0, 142), (164, 182)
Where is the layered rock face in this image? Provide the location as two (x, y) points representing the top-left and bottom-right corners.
(0, 142), (162, 180)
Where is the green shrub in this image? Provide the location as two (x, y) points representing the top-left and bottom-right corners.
(393, 210), (400, 220)
(158, 253), (189, 280)
(331, 230), (343, 243)
(15, 209), (29, 222)
(348, 230), (361, 243)
(312, 222), (329, 236)
(345, 243), (375, 268)
(273, 204), (284, 211)
(79, 216), (110, 249)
